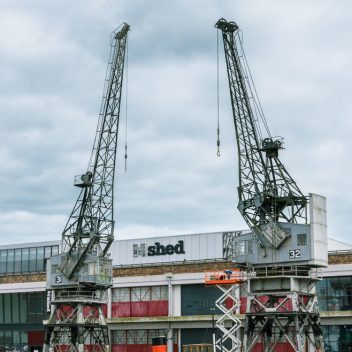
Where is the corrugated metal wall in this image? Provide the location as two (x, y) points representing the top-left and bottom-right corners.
(111, 232), (223, 266)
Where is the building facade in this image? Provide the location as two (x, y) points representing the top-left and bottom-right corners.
(0, 233), (351, 351)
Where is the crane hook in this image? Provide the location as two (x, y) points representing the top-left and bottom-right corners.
(217, 128), (221, 157)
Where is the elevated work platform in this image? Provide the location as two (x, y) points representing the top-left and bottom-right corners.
(204, 268), (245, 286)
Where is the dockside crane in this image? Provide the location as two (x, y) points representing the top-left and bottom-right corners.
(215, 18), (327, 351)
(44, 23), (129, 352)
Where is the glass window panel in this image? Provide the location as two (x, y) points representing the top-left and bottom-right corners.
(0, 295), (3, 323)
(4, 294), (11, 323)
(148, 330), (166, 344)
(21, 331), (28, 344)
(14, 249), (22, 273)
(0, 250), (7, 274)
(36, 292), (45, 321)
(7, 249), (14, 274)
(20, 292), (27, 323)
(4, 331), (12, 347)
(45, 246), (52, 259)
(0, 331), (4, 348)
(12, 293), (20, 323)
(111, 330), (126, 344)
(112, 288), (130, 302)
(36, 247), (45, 272)
(151, 286), (168, 300)
(297, 233), (307, 246)
(28, 293), (36, 322)
(21, 248), (29, 273)
(13, 330), (20, 344)
(29, 247), (37, 272)
(131, 287), (150, 302)
(52, 246), (59, 256)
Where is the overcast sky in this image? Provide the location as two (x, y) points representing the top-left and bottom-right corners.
(1, 0), (352, 245)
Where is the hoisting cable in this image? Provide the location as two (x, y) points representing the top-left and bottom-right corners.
(216, 29), (221, 157)
(124, 36), (129, 172)
(238, 31), (271, 138)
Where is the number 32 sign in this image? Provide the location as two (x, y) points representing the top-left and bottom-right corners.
(289, 249), (301, 259)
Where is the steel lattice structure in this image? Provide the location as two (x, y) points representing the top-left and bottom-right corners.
(60, 23), (129, 276)
(215, 18), (307, 250)
(215, 18), (325, 352)
(44, 23), (129, 352)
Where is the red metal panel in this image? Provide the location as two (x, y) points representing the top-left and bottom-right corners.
(149, 300), (168, 316)
(28, 331), (45, 345)
(240, 296), (247, 313)
(127, 344), (149, 352)
(275, 343), (295, 352)
(225, 297), (234, 309)
(250, 296), (293, 313)
(56, 304), (74, 320)
(131, 301), (149, 317)
(83, 306), (99, 318)
(252, 344), (263, 352)
(252, 342), (295, 352)
(102, 303), (108, 317)
(111, 345), (127, 352)
(113, 344), (178, 352)
(112, 302), (131, 317)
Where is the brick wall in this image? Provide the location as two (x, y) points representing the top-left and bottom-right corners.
(328, 252), (352, 265)
(0, 273), (45, 284)
(0, 261), (233, 284)
(2, 252), (352, 284)
(112, 261), (234, 277)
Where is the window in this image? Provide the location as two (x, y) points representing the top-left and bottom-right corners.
(151, 286), (168, 301)
(36, 247), (45, 272)
(317, 276), (352, 311)
(52, 245), (59, 256)
(14, 249), (22, 273)
(20, 292), (27, 323)
(29, 247), (37, 272)
(297, 233), (307, 246)
(234, 241), (245, 256)
(7, 250), (14, 274)
(21, 248), (29, 273)
(0, 250), (6, 274)
(4, 294), (11, 323)
(131, 287), (150, 302)
(0, 295), (3, 323)
(112, 288), (130, 302)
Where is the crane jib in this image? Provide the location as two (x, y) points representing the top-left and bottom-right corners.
(216, 18), (308, 250)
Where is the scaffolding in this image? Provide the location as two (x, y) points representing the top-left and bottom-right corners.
(205, 269), (246, 352)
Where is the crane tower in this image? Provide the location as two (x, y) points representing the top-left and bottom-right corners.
(43, 23), (129, 351)
(215, 18), (327, 352)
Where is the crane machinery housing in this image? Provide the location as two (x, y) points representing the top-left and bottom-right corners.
(43, 23), (129, 351)
(215, 18), (327, 352)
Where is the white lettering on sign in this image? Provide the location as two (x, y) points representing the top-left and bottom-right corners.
(289, 249), (301, 259)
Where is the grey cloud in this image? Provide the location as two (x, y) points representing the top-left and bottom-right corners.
(0, 0), (351, 245)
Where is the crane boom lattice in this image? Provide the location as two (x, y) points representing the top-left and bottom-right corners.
(44, 23), (130, 352)
(215, 18), (326, 352)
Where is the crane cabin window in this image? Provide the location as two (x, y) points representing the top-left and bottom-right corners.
(297, 233), (307, 246)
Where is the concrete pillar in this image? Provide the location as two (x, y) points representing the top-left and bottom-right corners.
(166, 273), (173, 316)
(107, 287), (112, 318)
(167, 328), (173, 352)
